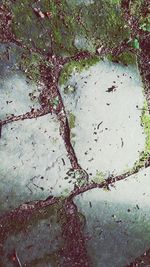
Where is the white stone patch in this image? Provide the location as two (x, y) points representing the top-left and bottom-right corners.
(0, 73), (40, 120)
(74, 167), (150, 266)
(0, 116), (73, 212)
(0, 74), (74, 213)
(60, 60), (145, 178)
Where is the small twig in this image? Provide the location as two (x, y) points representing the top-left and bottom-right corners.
(14, 249), (23, 267)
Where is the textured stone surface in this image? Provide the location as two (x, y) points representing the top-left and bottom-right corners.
(0, 0), (150, 265)
(74, 167), (150, 267)
(2, 204), (63, 267)
(60, 60), (145, 178)
(0, 74), (73, 213)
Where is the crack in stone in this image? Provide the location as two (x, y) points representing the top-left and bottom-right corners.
(0, 1), (150, 265)
(39, 57), (89, 178)
(0, 107), (50, 127)
(68, 156), (150, 200)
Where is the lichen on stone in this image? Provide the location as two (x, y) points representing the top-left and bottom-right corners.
(92, 170), (105, 184)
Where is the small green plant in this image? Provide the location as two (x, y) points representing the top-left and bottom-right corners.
(139, 17), (150, 32)
(132, 101), (150, 171)
(75, 177), (86, 187)
(69, 112), (76, 129)
(50, 96), (59, 109)
(64, 85), (76, 95)
(92, 170), (105, 184)
(133, 38), (140, 49)
(65, 169), (88, 188)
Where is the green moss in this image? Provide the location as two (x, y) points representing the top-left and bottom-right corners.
(10, 0), (130, 56)
(70, 132), (76, 147)
(141, 101), (150, 152)
(130, 0), (144, 19)
(110, 0), (121, 3)
(76, 177), (87, 187)
(78, 212), (86, 230)
(82, 0), (129, 50)
(64, 85), (76, 94)
(59, 56), (100, 85)
(21, 52), (42, 81)
(139, 16), (150, 32)
(132, 101), (150, 172)
(92, 170), (105, 184)
(64, 169), (88, 188)
(9, 0), (131, 56)
(61, 188), (70, 197)
(107, 51), (137, 66)
(10, 0), (85, 55)
(50, 96), (59, 109)
(69, 112), (76, 129)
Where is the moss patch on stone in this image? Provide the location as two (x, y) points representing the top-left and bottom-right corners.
(10, 0), (86, 55)
(59, 56), (100, 85)
(130, 0), (145, 19)
(69, 112), (76, 129)
(92, 170), (105, 184)
(7, 0), (131, 56)
(20, 52), (42, 82)
(64, 85), (76, 94)
(107, 51), (137, 66)
(82, 0), (129, 50)
(133, 101), (150, 172)
(20, 51), (54, 82)
(141, 101), (150, 153)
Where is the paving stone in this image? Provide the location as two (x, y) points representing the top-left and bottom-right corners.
(0, 74), (73, 213)
(74, 167), (150, 267)
(60, 60), (145, 178)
